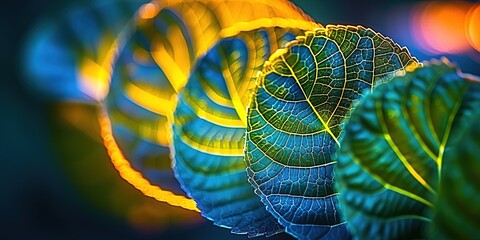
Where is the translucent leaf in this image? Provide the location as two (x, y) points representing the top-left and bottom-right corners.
(107, 0), (317, 145)
(336, 60), (480, 239)
(23, 0), (149, 102)
(245, 25), (418, 239)
(104, 0), (319, 211)
(431, 112), (480, 239)
(172, 28), (311, 237)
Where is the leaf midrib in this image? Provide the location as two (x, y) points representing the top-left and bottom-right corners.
(436, 82), (468, 185)
(280, 52), (340, 145)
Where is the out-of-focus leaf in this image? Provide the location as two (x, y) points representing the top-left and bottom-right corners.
(431, 111), (480, 239)
(172, 28), (310, 237)
(104, 0), (319, 211)
(107, 0), (318, 145)
(48, 103), (202, 232)
(336, 60), (480, 239)
(245, 25), (418, 239)
(23, 0), (149, 102)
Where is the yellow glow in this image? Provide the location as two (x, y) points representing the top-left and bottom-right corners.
(123, 82), (173, 146)
(201, 82), (235, 108)
(155, 118), (171, 146)
(98, 110), (200, 212)
(77, 33), (121, 101)
(184, 95), (246, 128)
(107, 108), (171, 146)
(143, 7), (320, 143)
(151, 46), (188, 93)
(104, 0), (322, 206)
(466, 4), (480, 52)
(78, 58), (110, 101)
(139, 3), (159, 20)
(133, 0), (321, 120)
(149, 20), (193, 94)
(222, 64), (248, 127)
(169, 25), (192, 75)
(236, 35), (261, 108)
(178, 133), (245, 157)
(220, 18), (320, 39)
(124, 82), (174, 117)
(412, 1), (472, 54)
(405, 61), (421, 73)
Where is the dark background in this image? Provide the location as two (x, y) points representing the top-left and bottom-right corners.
(1, 0), (479, 239)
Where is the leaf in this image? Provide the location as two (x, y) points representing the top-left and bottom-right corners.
(105, 28), (185, 194)
(336, 60), (480, 239)
(245, 25), (418, 239)
(107, 0), (318, 146)
(431, 110), (480, 239)
(48, 103), (201, 226)
(103, 0), (319, 210)
(172, 28), (312, 237)
(23, 0), (148, 101)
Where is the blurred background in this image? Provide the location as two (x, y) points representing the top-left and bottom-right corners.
(1, 0), (479, 239)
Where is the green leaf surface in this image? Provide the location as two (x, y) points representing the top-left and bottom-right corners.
(172, 28), (310, 237)
(336, 60), (480, 239)
(431, 110), (480, 239)
(245, 25), (418, 239)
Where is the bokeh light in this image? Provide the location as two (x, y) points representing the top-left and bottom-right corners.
(9, 0), (480, 238)
(411, 1), (472, 54)
(138, 2), (159, 20)
(466, 3), (480, 52)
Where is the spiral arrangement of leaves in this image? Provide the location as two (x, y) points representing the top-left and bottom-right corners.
(24, 0), (480, 239)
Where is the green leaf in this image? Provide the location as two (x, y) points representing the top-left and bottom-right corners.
(336, 60), (480, 239)
(431, 110), (480, 239)
(172, 28), (312, 237)
(245, 25), (418, 239)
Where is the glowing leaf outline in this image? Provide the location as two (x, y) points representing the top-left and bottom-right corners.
(245, 25), (419, 239)
(336, 59), (480, 239)
(104, 0), (320, 212)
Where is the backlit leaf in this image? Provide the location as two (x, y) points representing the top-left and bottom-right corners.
(245, 25), (418, 239)
(336, 60), (480, 239)
(172, 28), (313, 237)
(104, 0), (319, 211)
(431, 112), (480, 239)
(23, 0), (148, 101)
(107, 0), (317, 144)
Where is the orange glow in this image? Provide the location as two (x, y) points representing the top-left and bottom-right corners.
(122, 0), (320, 148)
(56, 103), (103, 142)
(139, 3), (159, 20)
(466, 4), (480, 52)
(412, 1), (472, 54)
(220, 18), (319, 38)
(103, 0), (322, 208)
(98, 110), (200, 212)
